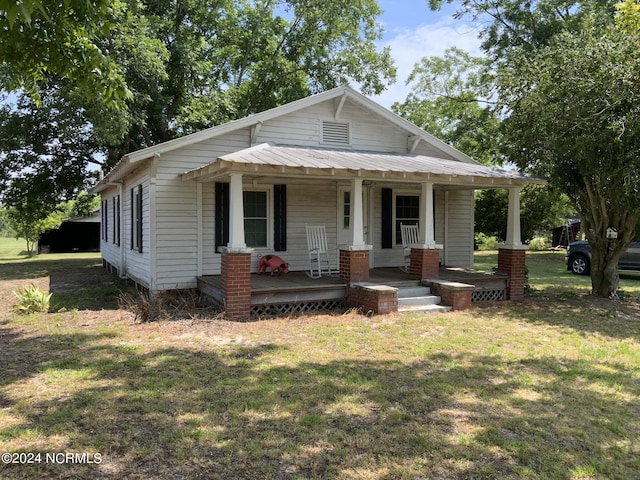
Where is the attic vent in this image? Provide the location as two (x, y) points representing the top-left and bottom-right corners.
(322, 121), (350, 145)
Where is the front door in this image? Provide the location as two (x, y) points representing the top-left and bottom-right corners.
(337, 185), (374, 266)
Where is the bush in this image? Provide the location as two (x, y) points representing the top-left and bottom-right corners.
(528, 236), (549, 251)
(118, 289), (222, 322)
(13, 284), (52, 314)
(475, 232), (501, 251)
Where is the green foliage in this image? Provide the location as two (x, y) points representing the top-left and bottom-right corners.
(96, 0), (395, 166)
(616, 0), (640, 33)
(498, 20), (640, 297)
(0, 209), (14, 237)
(392, 47), (503, 166)
(13, 284), (52, 314)
(61, 192), (101, 219)
(429, 0), (617, 58)
(0, 0), (130, 109)
(0, 89), (102, 214)
(1, 0), (396, 185)
(4, 207), (63, 257)
(527, 236), (550, 251)
(474, 232), (500, 251)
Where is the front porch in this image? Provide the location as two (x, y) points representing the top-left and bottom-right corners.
(197, 267), (508, 317)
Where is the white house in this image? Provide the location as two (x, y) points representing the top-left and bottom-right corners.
(92, 85), (541, 319)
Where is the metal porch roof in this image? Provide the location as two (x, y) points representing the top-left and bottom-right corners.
(182, 144), (544, 187)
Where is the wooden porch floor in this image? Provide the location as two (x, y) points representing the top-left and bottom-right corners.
(197, 267), (506, 294)
(197, 267), (508, 314)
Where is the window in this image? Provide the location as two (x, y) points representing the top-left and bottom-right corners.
(395, 195), (419, 244)
(243, 190), (268, 248)
(131, 185), (143, 252)
(343, 191), (351, 229)
(112, 195), (120, 245)
(216, 184), (285, 252)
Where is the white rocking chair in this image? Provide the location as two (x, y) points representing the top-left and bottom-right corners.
(400, 223), (420, 272)
(306, 224), (338, 278)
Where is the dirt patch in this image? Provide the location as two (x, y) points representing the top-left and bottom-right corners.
(48, 263), (118, 293)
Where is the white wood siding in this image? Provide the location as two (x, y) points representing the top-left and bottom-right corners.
(99, 185), (121, 271)
(443, 190), (475, 268)
(106, 95), (475, 291)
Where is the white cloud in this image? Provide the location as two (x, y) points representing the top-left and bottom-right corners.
(373, 16), (483, 109)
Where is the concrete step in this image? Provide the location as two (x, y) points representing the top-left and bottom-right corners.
(397, 286), (441, 307)
(398, 295), (441, 306)
(398, 304), (452, 313)
(397, 286), (431, 298)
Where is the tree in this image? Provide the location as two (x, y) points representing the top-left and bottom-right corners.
(428, 0), (617, 59)
(0, 0), (130, 109)
(475, 187), (573, 242)
(97, 0), (396, 166)
(0, 88), (101, 215)
(392, 47), (503, 165)
(4, 206), (63, 257)
(498, 19), (640, 297)
(67, 192), (101, 218)
(393, 47), (572, 241)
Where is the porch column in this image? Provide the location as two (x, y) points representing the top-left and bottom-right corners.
(222, 172), (252, 320)
(504, 186), (523, 248)
(228, 173), (246, 249)
(419, 181), (436, 246)
(340, 178), (371, 283)
(497, 187), (528, 301)
(351, 178), (366, 247)
(411, 182), (443, 279)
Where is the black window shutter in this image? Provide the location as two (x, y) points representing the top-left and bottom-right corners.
(135, 185), (143, 253)
(381, 188), (393, 249)
(215, 182), (230, 252)
(130, 188), (134, 250)
(274, 184), (287, 251)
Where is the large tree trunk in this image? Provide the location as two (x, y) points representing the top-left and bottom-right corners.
(589, 242), (622, 299)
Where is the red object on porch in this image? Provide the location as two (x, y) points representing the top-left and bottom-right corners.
(497, 248), (527, 301)
(409, 247), (440, 279)
(221, 249), (252, 321)
(339, 249), (370, 283)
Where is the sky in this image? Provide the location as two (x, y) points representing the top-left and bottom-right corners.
(371, 0), (483, 108)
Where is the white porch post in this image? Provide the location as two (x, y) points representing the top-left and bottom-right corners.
(351, 178), (366, 247)
(419, 181), (436, 246)
(505, 186), (523, 248)
(227, 173), (246, 249)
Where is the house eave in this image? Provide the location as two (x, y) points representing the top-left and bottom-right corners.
(182, 161), (544, 188)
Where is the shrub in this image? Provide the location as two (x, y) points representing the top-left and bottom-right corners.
(13, 284), (52, 314)
(475, 232), (501, 251)
(528, 236), (549, 251)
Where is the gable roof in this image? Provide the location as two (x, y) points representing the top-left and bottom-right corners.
(94, 85), (481, 191)
(182, 143), (544, 187)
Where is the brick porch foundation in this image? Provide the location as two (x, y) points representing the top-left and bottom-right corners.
(497, 247), (527, 301)
(409, 247), (441, 279)
(221, 248), (252, 321)
(349, 283), (398, 315)
(340, 247), (371, 283)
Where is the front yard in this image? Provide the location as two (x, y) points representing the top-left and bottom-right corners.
(1, 242), (639, 479)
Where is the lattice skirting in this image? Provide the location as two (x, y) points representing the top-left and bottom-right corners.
(251, 299), (346, 317)
(472, 289), (506, 302)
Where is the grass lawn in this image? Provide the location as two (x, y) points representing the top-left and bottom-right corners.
(1, 241), (639, 479)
